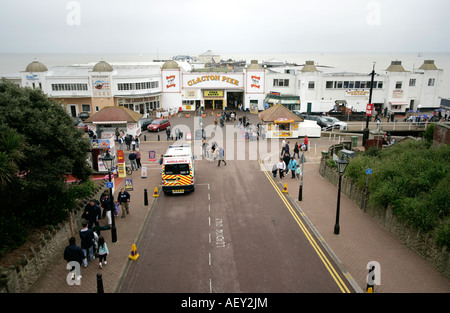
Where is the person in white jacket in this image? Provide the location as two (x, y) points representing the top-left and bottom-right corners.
(277, 158), (286, 179)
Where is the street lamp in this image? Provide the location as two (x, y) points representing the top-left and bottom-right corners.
(101, 151), (117, 243)
(334, 155), (349, 235)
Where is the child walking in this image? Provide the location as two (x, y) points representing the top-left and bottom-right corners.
(97, 236), (109, 269)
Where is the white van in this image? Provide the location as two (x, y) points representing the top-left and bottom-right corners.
(161, 144), (195, 194)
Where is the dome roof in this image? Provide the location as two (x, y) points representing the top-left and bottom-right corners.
(301, 61), (318, 72)
(93, 60), (113, 72)
(247, 60), (261, 69)
(25, 60), (48, 72)
(162, 60), (179, 69)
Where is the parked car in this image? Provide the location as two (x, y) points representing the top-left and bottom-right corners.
(77, 122), (88, 132)
(73, 116), (82, 126)
(147, 119), (170, 132)
(140, 118), (153, 131)
(323, 116), (348, 130)
(303, 115), (333, 129)
(78, 112), (90, 120)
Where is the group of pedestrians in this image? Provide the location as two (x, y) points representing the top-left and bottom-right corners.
(117, 131), (140, 152)
(63, 188), (132, 280)
(202, 139), (227, 166)
(272, 137), (309, 180)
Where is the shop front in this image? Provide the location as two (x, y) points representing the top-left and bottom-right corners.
(117, 95), (161, 116)
(182, 73), (244, 111)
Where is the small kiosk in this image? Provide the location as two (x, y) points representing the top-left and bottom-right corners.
(259, 104), (321, 138)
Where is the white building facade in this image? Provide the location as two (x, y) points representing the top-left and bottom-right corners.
(5, 58), (443, 118)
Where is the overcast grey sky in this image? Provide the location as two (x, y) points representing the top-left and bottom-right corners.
(1, 0), (449, 55)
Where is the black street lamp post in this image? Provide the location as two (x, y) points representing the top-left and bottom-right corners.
(101, 151), (117, 243)
(334, 155), (349, 235)
(362, 63), (376, 147)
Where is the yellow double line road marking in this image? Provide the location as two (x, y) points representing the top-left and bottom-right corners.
(260, 161), (351, 293)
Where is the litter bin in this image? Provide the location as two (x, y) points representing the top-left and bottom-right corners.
(351, 136), (358, 148)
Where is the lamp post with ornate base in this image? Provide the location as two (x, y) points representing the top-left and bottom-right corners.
(101, 151), (117, 243)
(334, 155), (349, 235)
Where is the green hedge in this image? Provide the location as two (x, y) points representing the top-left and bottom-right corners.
(345, 139), (450, 247)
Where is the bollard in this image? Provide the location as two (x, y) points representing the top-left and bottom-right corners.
(298, 184), (302, 201)
(158, 134), (160, 141)
(97, 273), (104, 293)
(144, 188), (148, 206)
(144, 135), (147, 141)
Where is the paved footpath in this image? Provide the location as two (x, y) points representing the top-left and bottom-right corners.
(29, 113), (450, 294)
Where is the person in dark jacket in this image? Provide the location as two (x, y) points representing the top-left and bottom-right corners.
(100, 189), (113, 226)
(83, 200), (101, 230)
(117, 188), (131, 218)
(64, 237), (85, 280)
(79, 222), (98, 267)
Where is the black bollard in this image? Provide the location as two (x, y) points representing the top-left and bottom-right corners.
(298, 184), (302, 201)
(97, 273), (104, 293)
(144, 188), (148, 206)
(144, 135), (147, 141)
(158, 134), (160, 141)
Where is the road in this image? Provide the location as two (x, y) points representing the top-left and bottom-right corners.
(119, 139), (355, 293)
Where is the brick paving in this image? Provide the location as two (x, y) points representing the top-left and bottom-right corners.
(28, 111), (450, 293)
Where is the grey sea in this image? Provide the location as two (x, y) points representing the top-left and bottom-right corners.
(1, 52), (449, 98)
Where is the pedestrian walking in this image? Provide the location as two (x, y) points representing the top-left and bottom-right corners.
(210, 141), (217, 162)
(288, 157), (297, 179)
(217, 146), (227, 166)
(131, 137), (136, 151)
(129, 151), (137, 170)
(125, 134), (131, 151)
(293, 142), (300, 159)
(281, 139), (286, 156)
(284, 141), (290, 156)
(82, 200), (101, 230)
(79, 222), (98, 268)
(283, 152), (290, 176)
(303, 136), (309, 151)
(99, 189), (113, 226)
(272, 163), (278, 178)
(202, 138), (209, 158)
(118, 188), (130, 218)
(166, 125), (171, 140)
(64, 237), (85, 281)
(136, 149), (141, 169)
(118, 135), (124, 150)
(295, 164), (302, 179)
(277, 158), (286, 179)
(97, 236), (109, 269)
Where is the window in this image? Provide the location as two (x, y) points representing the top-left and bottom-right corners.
(326, 81), (333, 89)
(360, 81), (367, 89)
(273, 79), (289, 87)
(308, 81), (315, 89)
(349, 81), (355, 88)
(428, 78), (435, 86)
(51, 83), (88, 91)
(355, 81), (360, 88)
(336, 81), (343, 89)
(395, 81), (402, 89)
(409, 79), (416, 87)
(377, 81), (383, 89)
(117, 81), (158, 91)
(343, 81), (349, 89)
(82, 104), (90, 112)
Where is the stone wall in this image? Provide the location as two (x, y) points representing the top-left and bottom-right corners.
(319, 156), (450, 279)
(0, 181), (106, 293)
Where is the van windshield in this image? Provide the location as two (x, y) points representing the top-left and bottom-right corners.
(164, 164), (190, 175)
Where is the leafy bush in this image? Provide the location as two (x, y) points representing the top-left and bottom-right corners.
(342, 139), (450, 247)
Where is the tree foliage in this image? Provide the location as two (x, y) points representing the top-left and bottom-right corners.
(0, 79), (93, 255)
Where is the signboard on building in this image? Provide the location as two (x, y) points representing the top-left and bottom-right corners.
(183, 73), (244, 89)
(346, 90), (369, 97)
(246, 70), (265, 94)
(91, 75), (111, 97)
(203, 90), (224, 99)
(366, 103), (374, 116)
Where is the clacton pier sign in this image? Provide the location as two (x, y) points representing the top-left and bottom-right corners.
(183, 73), (244, 89)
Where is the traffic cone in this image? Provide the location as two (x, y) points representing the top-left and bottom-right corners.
(282, 183), (288, 193)
(153, 187), (159, 198)
(129, 244), (139, 261)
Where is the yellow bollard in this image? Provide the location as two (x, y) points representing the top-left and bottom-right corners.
(282, 183), (288, 193)
(153, 187), (159, 198)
